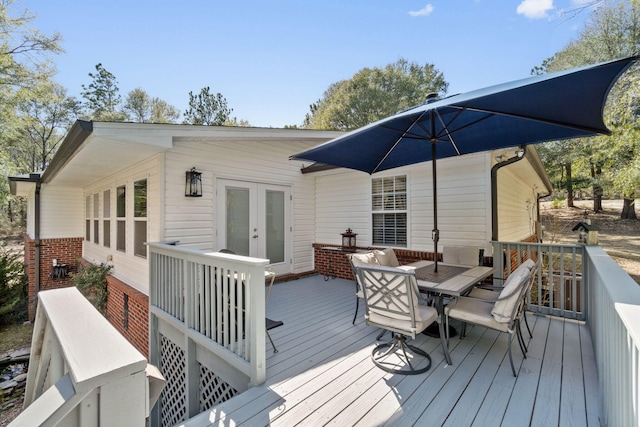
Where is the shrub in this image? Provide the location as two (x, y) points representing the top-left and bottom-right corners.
(0, 244), (28, 325)
(72, 262), (112, 314)
(551, 198), (565, 209)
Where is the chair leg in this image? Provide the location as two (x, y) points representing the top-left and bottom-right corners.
(508, 333), (517, 377)
(371, 333), (432, 375)
(353, 297), (359, 325)
(523, 311), (533, 338)
(266, 329), (278, 353)
(516, 323), (528, 357)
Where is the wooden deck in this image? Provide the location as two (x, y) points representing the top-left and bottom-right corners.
(188, 274), (600, 426)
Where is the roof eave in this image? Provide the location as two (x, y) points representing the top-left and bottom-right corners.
(40, 120), (93, 184)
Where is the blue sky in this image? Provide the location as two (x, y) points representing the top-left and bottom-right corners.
(25, 0), (599, 127)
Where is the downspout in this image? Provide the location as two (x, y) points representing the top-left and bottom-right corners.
(33, 174), (42, 299)
(491, 146), (527, 241)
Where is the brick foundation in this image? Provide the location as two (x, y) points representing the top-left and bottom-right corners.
(24, 235), (150, 358)
(24, 235), (83, 321)
(106, 276), (149, 359)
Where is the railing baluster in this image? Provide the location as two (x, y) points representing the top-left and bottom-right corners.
(492, 240), (585, 320)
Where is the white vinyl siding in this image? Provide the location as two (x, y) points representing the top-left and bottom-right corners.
(314, 152), (492, 253)
(163, 137), (330, 274)
(497, 167), (539, 242)
(83, 158), (159, 294)
(38, 186), (84, 240)
(314, 171), (371, 246)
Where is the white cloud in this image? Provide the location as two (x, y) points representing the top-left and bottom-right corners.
(516, 0), (554, 19)
(409, 4), (434, 17)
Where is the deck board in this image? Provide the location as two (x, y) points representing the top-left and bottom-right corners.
(184, 274), (599, 426)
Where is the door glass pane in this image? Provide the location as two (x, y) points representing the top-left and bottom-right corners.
(226, 187), (250, 256)
(266, 190), (285, 264)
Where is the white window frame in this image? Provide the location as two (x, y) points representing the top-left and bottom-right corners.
(133, 178), (148, 259)
(371, 174), (408, 247)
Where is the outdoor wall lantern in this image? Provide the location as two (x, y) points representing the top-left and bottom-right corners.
(185, 167), (203, 197)
(341, 228), (357, 251)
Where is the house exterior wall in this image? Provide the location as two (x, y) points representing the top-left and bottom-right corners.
(106, 275), (149, 359)
(497, 166), (540, 242)
(24, 236), (83, 320)
(162, 137), (321, 274)
(40, 185), (85, 239)
(313, 152), (493, 255)
(82, 156), (161, 294)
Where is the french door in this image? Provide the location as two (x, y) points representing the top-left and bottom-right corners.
(216, 179), (291, 275)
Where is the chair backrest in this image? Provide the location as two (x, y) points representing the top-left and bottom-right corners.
(443, 246), (480, 266)
(490, 264), (532, 323)
(347, 252), (379, 290)
(373, 248), (400, 267)
(355, 265), (421, 327)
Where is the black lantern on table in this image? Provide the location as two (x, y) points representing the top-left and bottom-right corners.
(341, 228), (357, 251)
(185, 167), (202, 197)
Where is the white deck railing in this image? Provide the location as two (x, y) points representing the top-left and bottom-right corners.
(584, 245), (640, 427)
(493, 241), (640, 424)
(148, 243), (269, 425)
(11, 287), (163, 426)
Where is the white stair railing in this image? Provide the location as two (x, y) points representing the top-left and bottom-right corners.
(147, 243), (268, 425)
(10, 287), (163, 427)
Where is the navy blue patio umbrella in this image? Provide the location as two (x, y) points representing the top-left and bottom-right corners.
(292, 56), (637, 271)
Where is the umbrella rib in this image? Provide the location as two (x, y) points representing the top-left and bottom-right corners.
(449, 105), (610, 136)
(434, 109), (461, 155)
(374, 110), (429, 173)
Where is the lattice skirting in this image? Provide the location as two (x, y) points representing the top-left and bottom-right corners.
(159, 333), (239, 426)
(199, 363), (238, 412)
(160, 334), (187, 427)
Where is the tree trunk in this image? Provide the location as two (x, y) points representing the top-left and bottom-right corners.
(621, 198), (637, 219)
(592, 163), (603, 212)
(565, 163), (574, 208)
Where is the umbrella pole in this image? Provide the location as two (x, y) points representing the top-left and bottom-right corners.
(432, 141), (439, 272)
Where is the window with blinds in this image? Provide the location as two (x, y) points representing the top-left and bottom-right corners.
(371, 175), (407, 246)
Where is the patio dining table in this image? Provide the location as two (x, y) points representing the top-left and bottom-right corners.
(413, 262), (496, 365)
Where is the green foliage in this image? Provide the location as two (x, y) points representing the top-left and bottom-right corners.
(123, 87), (180, 123)
(0, 0), (62, 177)
(0, 244), (27, 325)
(536, 0), (640, 206)
(72, 263), (112, 314)
(81, 63), (127, 121)
(304, 58), (449, 131)
(10, 81), (81, 172)
(183, 86), (232, 125)
(551, 198), (565, 209)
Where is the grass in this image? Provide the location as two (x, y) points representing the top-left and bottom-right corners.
(0, 322), (33, 353)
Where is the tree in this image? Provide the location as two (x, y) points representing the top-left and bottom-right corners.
(123, 87), (180, 123)
(10, 82), (80, 172)
(0, 0), (61, 141)
(537, 0), (640, 216)
(182, 86), (232, 125)
(304, 58), (448, 131)
(224, 116), (251, 127)
(0, 0), (61, 89)
(81, 63), (126, 121)
(0, 0), (62, 228)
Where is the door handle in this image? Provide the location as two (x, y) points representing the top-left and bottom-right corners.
(252, 235), (259, 238)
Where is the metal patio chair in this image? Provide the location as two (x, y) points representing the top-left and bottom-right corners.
(355, 264), (439, 375)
